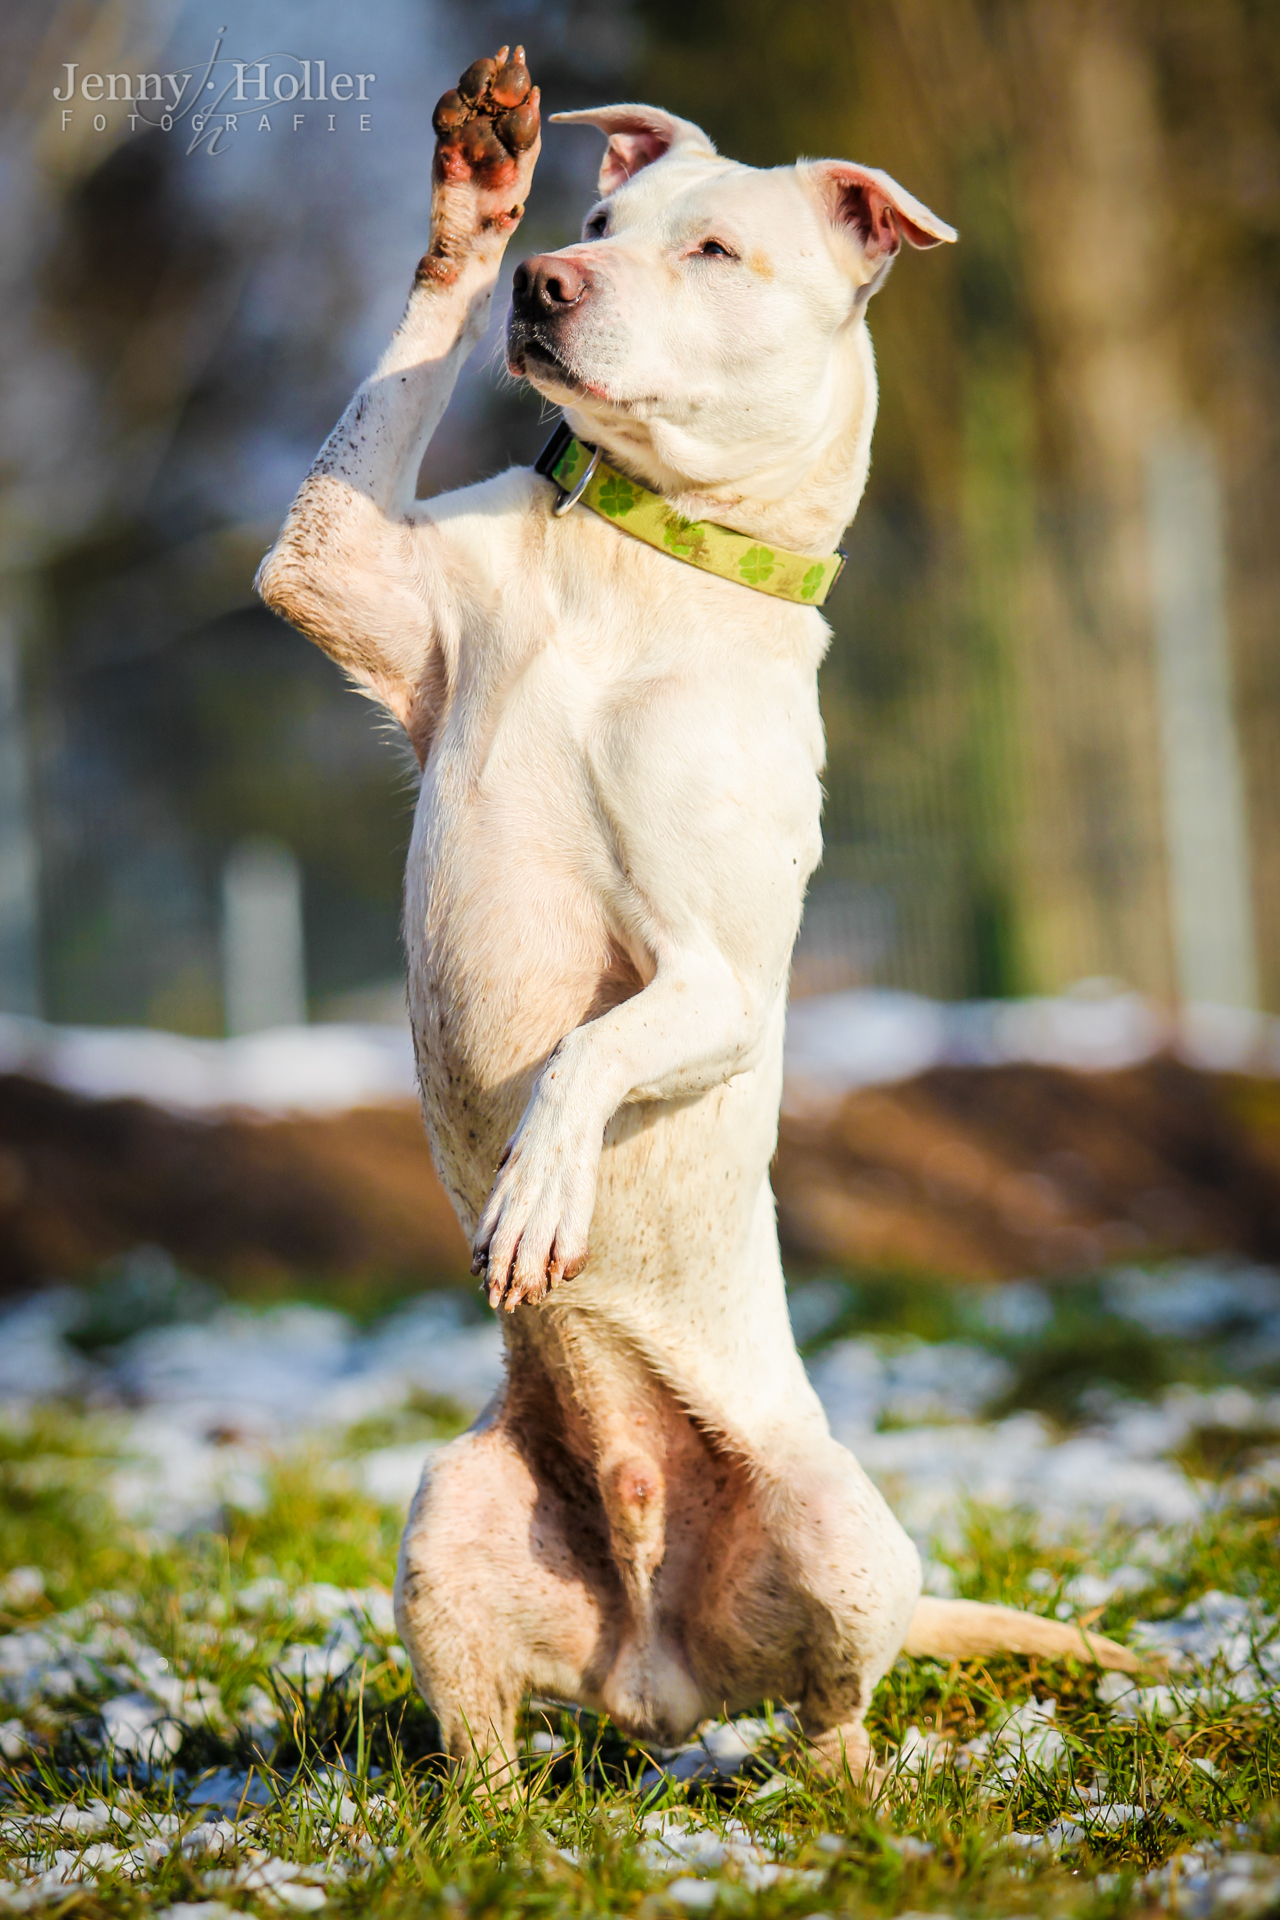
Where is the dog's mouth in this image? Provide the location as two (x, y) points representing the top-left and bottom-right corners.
(506, 326), (609, 402)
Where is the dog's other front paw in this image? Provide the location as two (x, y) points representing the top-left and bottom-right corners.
(471, 1108), (595, 1313)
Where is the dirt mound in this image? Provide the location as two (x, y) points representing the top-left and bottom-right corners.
(777, 1056), (1280, 1279)
(2, 1057), (1279, 1290)
(0, 1075), (468, 1290)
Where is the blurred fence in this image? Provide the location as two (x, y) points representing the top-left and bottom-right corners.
(797, 432), (1259, 1008)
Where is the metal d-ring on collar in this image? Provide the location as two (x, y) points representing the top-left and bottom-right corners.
(535, 418), (601, 516)
(552, 441), (600, 516)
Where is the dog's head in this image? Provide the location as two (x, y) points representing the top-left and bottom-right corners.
(506, 105), (955, 498)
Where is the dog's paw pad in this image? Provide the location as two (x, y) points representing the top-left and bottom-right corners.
(457, 56), (498, 103)
(432, 46), (539, 188)
(492, 55), (531, 110)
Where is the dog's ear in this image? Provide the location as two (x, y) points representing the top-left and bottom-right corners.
(551, 104), (717, 195)
(802, 160), (957, 273)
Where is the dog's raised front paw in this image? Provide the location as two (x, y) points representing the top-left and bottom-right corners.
(471, 1105), (595, 1313)
(420, 48), (541, 283)
(432, 47), (540, 193)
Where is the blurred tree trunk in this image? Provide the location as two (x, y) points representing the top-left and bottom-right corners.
(1012, 8), (1179, 998)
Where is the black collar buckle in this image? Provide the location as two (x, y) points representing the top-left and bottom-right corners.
(534, 418), (574, 482)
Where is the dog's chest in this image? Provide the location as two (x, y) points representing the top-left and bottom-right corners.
(404, 621), (656, 1214)
(402, 521), (825, 1223)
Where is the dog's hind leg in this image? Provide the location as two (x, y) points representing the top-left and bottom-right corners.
(394, 1419), (615, 1786)
(780, 1453), (921, 1779)
(681, 1435), (922, 1781)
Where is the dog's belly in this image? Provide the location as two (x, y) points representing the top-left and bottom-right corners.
(410, 841), (818, 1437)
(403, 642), (823, 1443)
(551, 1030), (826, 1444)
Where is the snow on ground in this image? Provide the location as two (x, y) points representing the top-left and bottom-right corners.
(2, 1261), (1279, 1543)
(4, 984), (1280, 1116)
(0, 1287), (504, 1532)
(804, 1282), (1280, 1542)
(784, 984), (1280, 1097)
(0, 1018), (417, 1115)
(2, 1260), (1280, 1910)
(0, 1561), (1277, 1911)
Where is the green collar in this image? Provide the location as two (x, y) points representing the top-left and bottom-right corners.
(534, 423), (845, 607)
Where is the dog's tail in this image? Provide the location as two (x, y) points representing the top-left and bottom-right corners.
(903, 1596), (1140, 1672)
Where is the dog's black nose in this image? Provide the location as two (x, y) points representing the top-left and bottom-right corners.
(511, 253), (589, 318)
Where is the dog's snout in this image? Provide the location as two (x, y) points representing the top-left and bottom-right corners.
(511, 253), (590, 319)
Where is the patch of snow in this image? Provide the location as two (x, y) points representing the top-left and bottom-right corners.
(0, 1866), (99, 1907)
(0, 1016), (416, 1116)
(110, 1412), (268, 1535)
(1059, 1565), (1152, 1610)
(1127, 1590), (1280, 1676)
(353, 1293), (505, 1412)
(155, 1905), (240, 1920)
(353, 1441), (438, 1507)
(1, 1263), (1276, 1583)
(1097, 1677), (1237, 1726)
(841, 1411), (1202, 1541)
(1106, 1264), (1280, 1340)
(103, 1291), (503, 1452)
(1139, 1847), (1280, 1916)
(202, 1854), (329, 1907)
(994, 1697), (1065, 1775)
(665, 1879), (718, 1910)
(807, 1337), (1012, 1433)
(4, 987), (1278, 1129)
(100, 1691), (184, 1763)
(175, 1824), (237, 1861)
(977, 1282), (1053, 1337)
(638, 1713), (793, 1790)
(785, 984), (1280, 1098)
(111, 1305), (359, 1435)
(275, 1644), (357, 1687)
(0, 1289), (506, 1534)
(0, 1292), (91, 1403)
(786, 1278), (851, 1344)
(957, 1697), (1068, 1787)
(0, 1569), (44, 1611)
(895, 1725), (953, 1775)
(636, 1811), (817, 1894)
(232, 1577), (290, 1616)
(186, 1770), (274, 1817)
(784, 990), (949, 1094)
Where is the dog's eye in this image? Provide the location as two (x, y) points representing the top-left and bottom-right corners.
(699, 239), (734, 257)
(584, 211), (608, 239)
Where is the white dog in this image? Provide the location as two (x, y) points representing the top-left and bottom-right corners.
(258, 51), (1135, 1781)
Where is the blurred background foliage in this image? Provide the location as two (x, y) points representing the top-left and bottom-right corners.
(1, 0), (1278, 1032)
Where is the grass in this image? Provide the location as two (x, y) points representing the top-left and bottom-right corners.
(1, 1263), (1278, 1916)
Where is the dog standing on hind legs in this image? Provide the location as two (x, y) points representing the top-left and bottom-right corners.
(257, 48), (1138, 1787)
